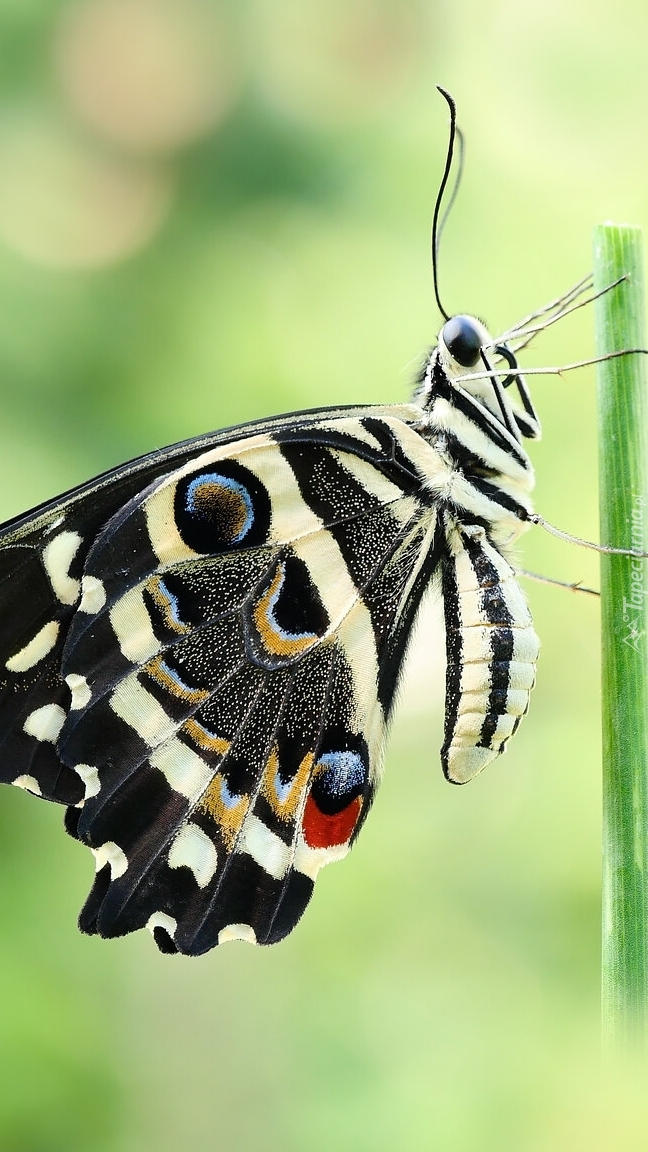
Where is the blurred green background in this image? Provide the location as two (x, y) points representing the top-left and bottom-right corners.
(0, 1), (646, 1149)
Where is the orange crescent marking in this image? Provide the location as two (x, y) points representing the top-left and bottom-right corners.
(252, 563), (318, 658)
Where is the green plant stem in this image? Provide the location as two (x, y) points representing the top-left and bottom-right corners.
(594, 225), (648, 1054)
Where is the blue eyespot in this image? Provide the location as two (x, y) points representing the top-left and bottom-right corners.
(174, 461), (271, 554)
(311, 750), (367, 814)
(185, 473), (254, 543)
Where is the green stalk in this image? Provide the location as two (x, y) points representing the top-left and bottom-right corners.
(594, 225), (648, 1053)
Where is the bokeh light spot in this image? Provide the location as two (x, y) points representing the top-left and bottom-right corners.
(252, 0), (426, 126)
(0, 109), (174, 268)
(54, 0), (238, 153)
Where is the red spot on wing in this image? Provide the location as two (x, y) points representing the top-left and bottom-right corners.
(302, 794), (362, 849)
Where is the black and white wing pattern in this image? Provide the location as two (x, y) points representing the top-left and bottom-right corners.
(0, 314), (541, 954)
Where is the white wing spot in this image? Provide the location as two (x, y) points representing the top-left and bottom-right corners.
(146, 911), (177, 939)
(74, 762), (100, 799)
(168, 822), (218, 888)
(110, 587), (159, 663)
(149, 737), (212, 801)
(111, 678), (175, 747)
(79, 575), (106, 615)
(293, 832), (350, 881)
(23, 703), (66, 743)
(240, 814), (291, 880)
(91, 841), (128, 878)
(65, 673), (92, 710)
(13, 774), (42, 795)
(218, 923), (257, 945)
(42, 531), (82, 604)
(6, 620), (60, 672)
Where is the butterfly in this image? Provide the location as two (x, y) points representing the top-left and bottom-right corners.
(0, 91), (552, 955)
(0, 300), (548, 954)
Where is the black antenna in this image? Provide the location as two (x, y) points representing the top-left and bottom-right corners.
(437, 126), (464, 253)
(431, 86), (460, 322)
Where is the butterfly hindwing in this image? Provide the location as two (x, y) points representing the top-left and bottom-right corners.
(11, 411), (440, 952)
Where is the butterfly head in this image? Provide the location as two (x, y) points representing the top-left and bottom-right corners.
(438, 313), (489, 371)
(418, 312), (541, 444)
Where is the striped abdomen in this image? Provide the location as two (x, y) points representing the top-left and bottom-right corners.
(441, 521), (540, 784)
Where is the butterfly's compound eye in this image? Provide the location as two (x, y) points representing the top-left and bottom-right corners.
(440, 314), (484, 368)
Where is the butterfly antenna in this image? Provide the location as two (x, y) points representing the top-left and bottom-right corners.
(437, 127), (464, 257)
(432, 86), (461, 322)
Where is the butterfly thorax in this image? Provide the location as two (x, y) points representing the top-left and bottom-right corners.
(416, 314), (538, 455)
(409, 315), (537, 555)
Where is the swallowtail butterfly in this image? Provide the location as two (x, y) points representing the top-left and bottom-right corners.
(0, 95), (551, 955)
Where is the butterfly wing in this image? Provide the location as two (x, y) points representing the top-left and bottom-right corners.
(0, 407), (442, 953)
(0, 405), (401, 805)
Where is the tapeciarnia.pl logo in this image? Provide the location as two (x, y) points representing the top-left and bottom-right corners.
(621, 494), (647, 654)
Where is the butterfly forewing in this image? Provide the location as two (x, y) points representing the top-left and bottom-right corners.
(0, 405), (392, 804)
